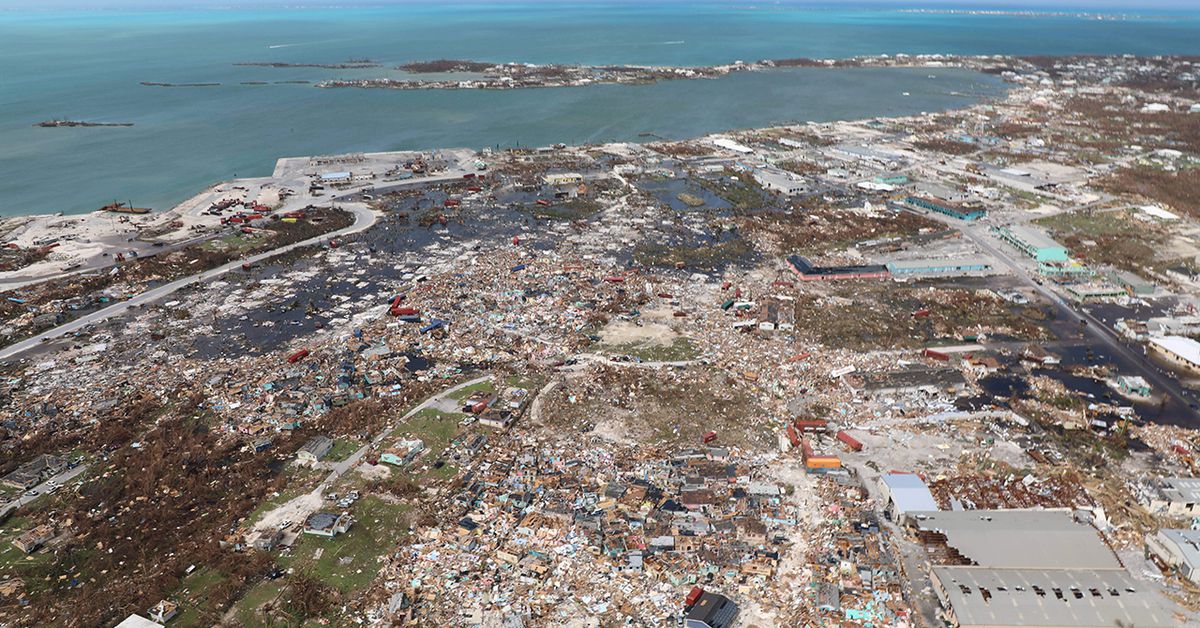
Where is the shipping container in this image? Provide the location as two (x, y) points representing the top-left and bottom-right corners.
(702, 431), (718, 444)
(786, 426), (801, 447)
(922, 348), (950, 361)
(805, 456), (841, 471)
(836, 430), (864, 452)
(420, 319), (447, 334)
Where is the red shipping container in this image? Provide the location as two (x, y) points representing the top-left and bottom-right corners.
(923, 348), (950, 361)
(836, 430), (864, 452)
(287, 348), (310, 364)
(702, 431), (718, 444)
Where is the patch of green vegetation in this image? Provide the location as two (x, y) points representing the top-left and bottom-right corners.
(0, 517), (51, 572)
(229, 578), (286, 627)
(1034, 211), (1138, 238)
(530, 197), (602, 221)
(602, 337), (698, 363)
(447, 379), (496, 401)
(392, 409), (463, 458)
(505, 373), (543, 390)
(632, 238), (753, 269)
(202, 233), (263, 255)
(276, 496), (409, 593)
(324, 439), (361, 463)
(696, 171), (769, 210)
(171, 567), (231, 628)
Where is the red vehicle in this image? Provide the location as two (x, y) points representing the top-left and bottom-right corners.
(702, 431), (718, 444)
(536, 199), (551, 207)
(287, 348), (310, 364)
(512, 236), (520, 246)
(443, 198), (461, 207)
(912, 308), (931, 318)
(241, 262), (253, 271)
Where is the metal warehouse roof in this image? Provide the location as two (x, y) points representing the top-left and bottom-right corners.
(1150, 336), (1200, 369)
(907, 509), (1121, 570)
(932, 567), (1176, 628)
(1001, 224), (1064, 251)
(881, 473), (939, 513)
(1156, 529), (1200, 572)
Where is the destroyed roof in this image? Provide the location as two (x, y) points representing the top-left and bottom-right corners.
(908, 509), (1122, 570)
(1155, 477), (1200, 504)
(1154, 529), (1200, 571)
(932, 567), (1175, 628)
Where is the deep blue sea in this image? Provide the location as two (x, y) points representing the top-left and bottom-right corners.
(1, 4), (1198, 216)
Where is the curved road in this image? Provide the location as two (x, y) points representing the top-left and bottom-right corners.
(0, 203), (376, 361)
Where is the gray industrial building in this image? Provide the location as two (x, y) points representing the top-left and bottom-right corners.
(931, 567), (1175, 628)
(915, 509), (1176, 628)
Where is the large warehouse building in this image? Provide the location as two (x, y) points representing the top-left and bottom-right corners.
(912, 509), (1176, 628)
(904, 195), (987, 221)
(992, 225), (1069, 262)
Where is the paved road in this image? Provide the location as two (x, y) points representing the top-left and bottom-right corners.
(0, 203), (377, 361)
(954, 219), (1199, 422)
(318, 375), (494, 491)
(0, 464), (89, 520)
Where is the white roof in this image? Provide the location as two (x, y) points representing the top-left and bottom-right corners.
(321, 171), (351, 179)
(881, 473), (939, 513)
(1138, 205), (1180, 220)
(712, 137), (753, 154)
(114, 615), (163, 628)
(1150, 336), (1200, 368)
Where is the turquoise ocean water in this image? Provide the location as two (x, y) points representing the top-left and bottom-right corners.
(1, 4), (1198, 216)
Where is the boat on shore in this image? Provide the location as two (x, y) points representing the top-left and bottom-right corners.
(99, 201), (152, 215)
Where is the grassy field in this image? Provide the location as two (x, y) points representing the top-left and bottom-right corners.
(228, 578), (286, 626)
(446, 379), (495, 401)
(169, 567), (231, 627)
(391, 409), (465, 459)
(324, 439), (361, 463)
(601, 337), (699, 362)
(276, 496), (409, 593)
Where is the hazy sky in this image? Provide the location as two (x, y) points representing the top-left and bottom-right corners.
(5, 0), (1197, 11)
